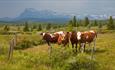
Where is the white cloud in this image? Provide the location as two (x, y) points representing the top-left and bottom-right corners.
(0, 0), (115, 17)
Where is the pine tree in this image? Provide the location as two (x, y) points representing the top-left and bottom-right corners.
(4, 25), (10, 31)
(85, 17), (90, 26)
(68, 20), (73, 26)
(17, 26), (20, 31)
(72, 16), (77, 27)
(94, 20), (98, 26)
(32, 25), (37, 29)
(87, 23), (92, 29)
(98, 23), (102, 29)
(107, 16), (115, 30)
(98, 23), (103, 33)
(38, 24), (42, 31)
(46, 23), (51, 30)
(67, 20), (73, 31)
(23, 21), (29, 32)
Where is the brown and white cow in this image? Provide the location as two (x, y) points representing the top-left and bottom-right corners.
(77, 30), (97, 52)
(62, 32), (70, 47)
(40, 31), (66, 47)
(70, 31), (78, 52)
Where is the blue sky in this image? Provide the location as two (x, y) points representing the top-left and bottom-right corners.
(0, 0), (115, 18)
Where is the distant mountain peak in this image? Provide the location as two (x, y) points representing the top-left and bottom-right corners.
(0, 8), (114, 22)
(14, 8), (70, 22)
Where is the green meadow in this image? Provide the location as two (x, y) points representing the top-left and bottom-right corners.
(0, 25), (115, 70)
(0, 16), (115, 70)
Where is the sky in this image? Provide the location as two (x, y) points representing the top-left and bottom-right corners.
(0, 0), (115, 18)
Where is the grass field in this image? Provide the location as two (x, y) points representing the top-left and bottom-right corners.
(0, 29), (115, 70)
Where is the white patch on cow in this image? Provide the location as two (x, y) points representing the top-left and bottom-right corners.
(55, 31), (65, 37)
(77, 32), (81, 40)
(84, 31), (88, 33)
(90, 30), (95, 33)
(86, 35), (89, 39)
(56, 31), (64, 34)
(43, 33), (45, 36)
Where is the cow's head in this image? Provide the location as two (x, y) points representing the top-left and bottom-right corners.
(40, 32), (46, 36)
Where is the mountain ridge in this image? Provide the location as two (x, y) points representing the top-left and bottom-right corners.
(0, 8), (114, 23)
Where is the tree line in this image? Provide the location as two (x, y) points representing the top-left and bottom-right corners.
(67, 16), (115, 30)
(2, 16), (115, 32)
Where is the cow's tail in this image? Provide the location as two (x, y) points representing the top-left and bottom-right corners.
(95, 33), (97, 38)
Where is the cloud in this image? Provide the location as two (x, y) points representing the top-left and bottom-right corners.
(0, 0), (115, 17)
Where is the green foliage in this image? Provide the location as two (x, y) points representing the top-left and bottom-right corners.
(46, 23), (51, 30)
(32, 25), (37, 29)
(17, 26), (21, 31)
(72, 16), (77, 27)
(64, 53), (99, 70)
(15, 39), (45, 50)
(23, 21), (29, 32)
(85, 17), (90, 26)
(37, 24), (42, 31)
(107, 16), (115, 30)
(67, 20), (73, 31)
(93, 20), (98, 26)
(87, 23), (92, 29)
(15, 39), (33, 50)
(4, 25), (10, 31)
(98, 23), (103, 29)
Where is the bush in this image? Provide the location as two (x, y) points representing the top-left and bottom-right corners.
(14, 39), (33, 50)
(14, 38), (46, 50)
(64, 53), (99, 70)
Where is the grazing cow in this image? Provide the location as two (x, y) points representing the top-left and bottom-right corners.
(40, 31), (65, 46)
(54, 31), (65, 45)
(70, 31), (78, 52)
(62, 32), (70, 47)
(40, 32), (59, 53)
(77, 30), (97, 52)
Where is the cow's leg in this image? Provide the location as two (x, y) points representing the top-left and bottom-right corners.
(47, 41), (52, 54)
(66, 40), (69, 48)
(81, 43), (85, 53)
(93, 39), (96, 51)
(88, 43), (91, 51)
(75, 43), (78, 52)
(71, 43), (74, 52)
(66, 43), (69, 48)
(84, 43), (86, 52)
(79, 43), (81, 52)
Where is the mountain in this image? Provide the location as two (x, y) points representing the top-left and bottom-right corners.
(0, 8), (114, 22)
(0, 8), (71, 23)
(14, 8), (71, 22)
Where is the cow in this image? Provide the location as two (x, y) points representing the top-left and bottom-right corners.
(70, 31), (78, 52)
(40, 31), (65, 47)
(77, 30), (97, 52)
(62, 32), (70, 47)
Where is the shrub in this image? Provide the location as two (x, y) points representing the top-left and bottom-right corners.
(14, 39), (33, 50)
(14, 38), (46, 50)
(64, 53), (99, 70)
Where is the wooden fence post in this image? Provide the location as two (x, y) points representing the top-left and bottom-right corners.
(8, 34), (17, 60)
(8, 39), (13, 60)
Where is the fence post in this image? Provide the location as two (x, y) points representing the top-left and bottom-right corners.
(8, 34), (17, 60)
(8, 39), (13, 60)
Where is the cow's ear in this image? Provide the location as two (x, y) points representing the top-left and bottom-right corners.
(40, 33), (43, 35)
